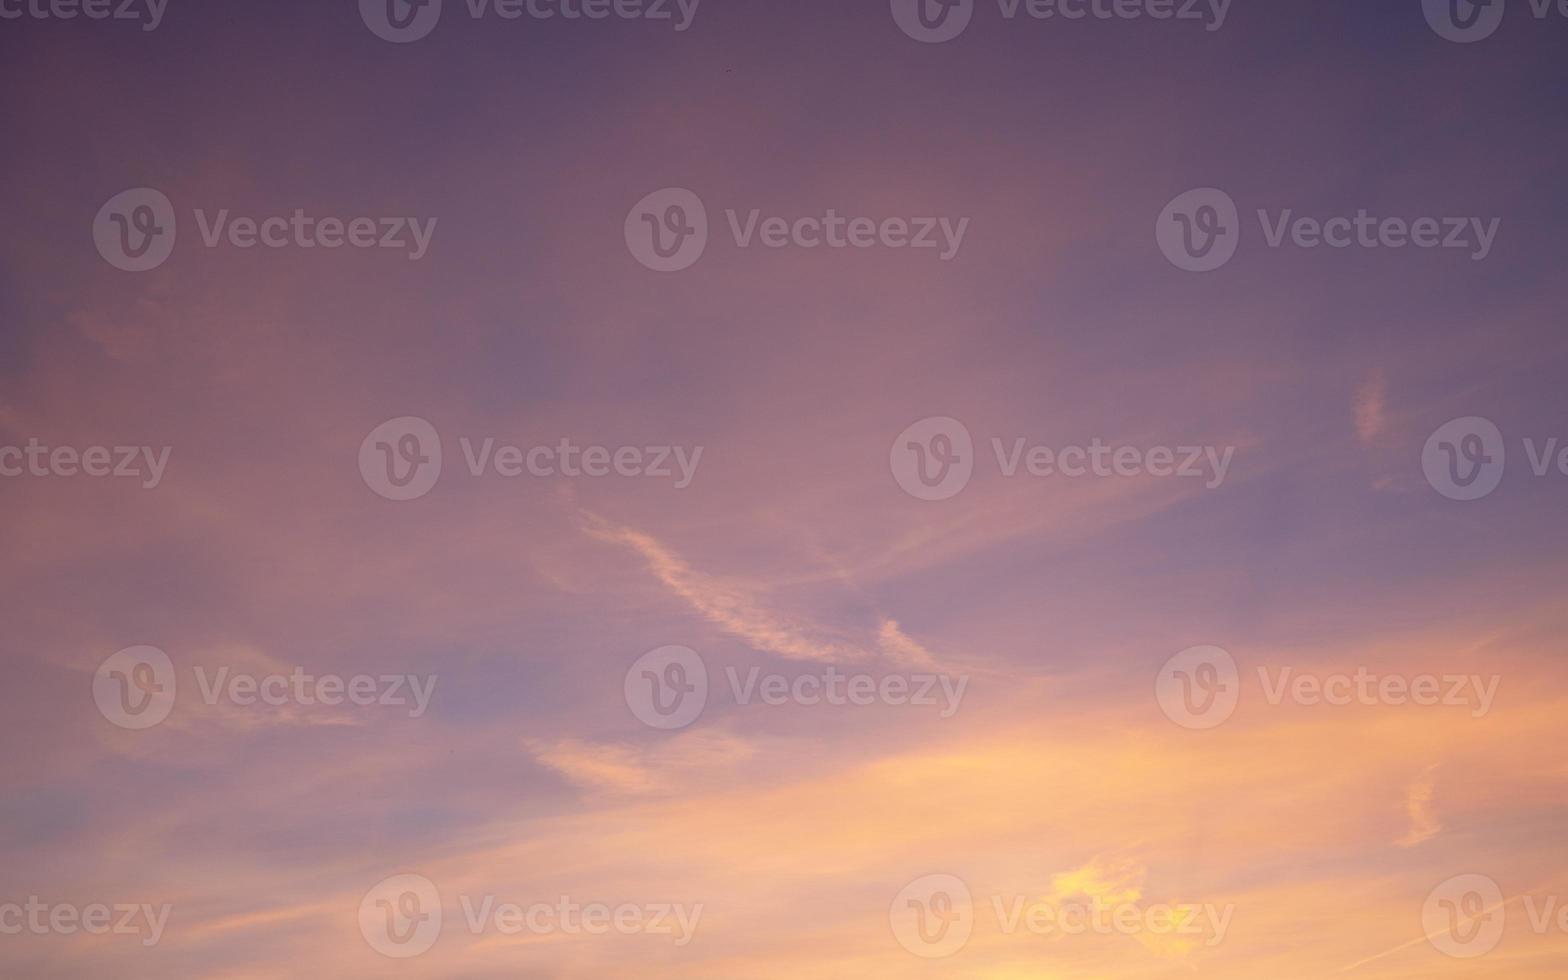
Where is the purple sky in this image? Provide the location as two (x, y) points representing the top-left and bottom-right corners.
(2, 0), (1567, 975)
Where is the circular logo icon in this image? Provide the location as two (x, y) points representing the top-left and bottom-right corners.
(625, 645), (708, 730)
(94, 188), (177, 272)
(1422, 416), (1505, 501)
(359, 417), (442, 501)
(625, 188), (708, 272)
(93, 646), (177, 730)
(890, 874), (973, 958)
(1423, 874), (1505, 958)
(891, 417), (974, 501)
(360, 873), (443, 958)
(1156, 188), (1240, 272)
(360, 0), (443, 42)
(890, 0), (974, 42)
(1423, 0), (1505, 43)
(1156, 645), (1239, 730)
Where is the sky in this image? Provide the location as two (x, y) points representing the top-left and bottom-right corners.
(2, 0), (1568, 976)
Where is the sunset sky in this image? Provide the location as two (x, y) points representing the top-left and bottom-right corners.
(2, 0), (1568, 976)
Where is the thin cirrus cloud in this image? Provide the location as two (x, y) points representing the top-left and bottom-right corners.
(582, 510), (951, 668)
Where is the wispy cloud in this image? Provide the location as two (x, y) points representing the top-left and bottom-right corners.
(527, 731), (757, 796)
(582, 512), (864, 662)
(1354, 370), (1389, 446)
(581, 512), (952, 671)
(1396, 765), (1442, 847)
